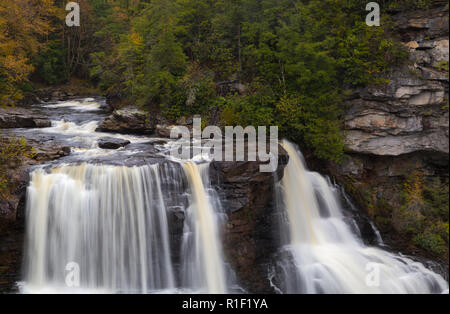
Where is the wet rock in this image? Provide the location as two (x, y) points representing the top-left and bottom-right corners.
(96, 107), (155, 135)
(211, 144), (289, 293)
(155, 124), (185, 138)
(98, 137), (130, 149)
(0, 107), (51, 129)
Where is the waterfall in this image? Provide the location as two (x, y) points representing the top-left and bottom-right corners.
(22, 161), (229, 294)
(181, 162), (227, 294)
(275, 140), (449, 294)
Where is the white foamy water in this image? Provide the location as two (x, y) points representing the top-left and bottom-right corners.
(181, 162), (227, 293)
(22, 161), (230, 294)
(274, 140), (449, 294)
(42, 99), (101, 111)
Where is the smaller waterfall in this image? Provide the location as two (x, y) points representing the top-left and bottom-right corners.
(181, 162), (228, 294)
(274, 140), (449, 294)
(23, 163), (178, 293)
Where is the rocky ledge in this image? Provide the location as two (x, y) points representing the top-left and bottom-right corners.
(211, 144), (289, 293)
(344, 3), (448, 156)
(96, 107), (155, 135)
(0, 107), (51, 129)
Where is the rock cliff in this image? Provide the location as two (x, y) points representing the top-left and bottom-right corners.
(330, 1), (449, 269)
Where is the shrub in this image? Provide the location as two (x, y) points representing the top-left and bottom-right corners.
(414, 231), (447, 255)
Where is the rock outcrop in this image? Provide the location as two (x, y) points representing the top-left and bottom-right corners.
(96, 107), (155, 135)
(0, 107), (51, 129)
(330, 2), (449, 269)
(211, 145), (289, 293)
(344, 3), (448, 156)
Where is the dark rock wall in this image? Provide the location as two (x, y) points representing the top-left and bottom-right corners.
(211, 148), (289, 293)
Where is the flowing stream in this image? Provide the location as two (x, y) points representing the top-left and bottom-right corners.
(273, 140), (449, 294)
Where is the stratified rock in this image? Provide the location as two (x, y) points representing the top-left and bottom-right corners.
(0, 107), (51, 129)
(96, 107), (154, 135)
(343, 2), (449, 157)
(328, 2), (449, 276)
(98, 137), (130, 149)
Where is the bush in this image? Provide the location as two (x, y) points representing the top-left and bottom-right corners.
(414, 232), (447, 255)
(392, 171), (449, 257)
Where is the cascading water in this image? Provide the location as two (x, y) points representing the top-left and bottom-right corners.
(181, 162), (227, 294)
(274, 140), (449, 294)
(19, 98), (231, 294)
(23, 164), (176, 293)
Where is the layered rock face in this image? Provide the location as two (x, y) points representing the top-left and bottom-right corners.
(211, 146), (289, 293)
(344, 4), (448, 156)
(332, 2), (449, 266)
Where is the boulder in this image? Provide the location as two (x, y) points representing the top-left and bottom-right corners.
(96, 107), (154, 135)
(98, 137), (130, 149)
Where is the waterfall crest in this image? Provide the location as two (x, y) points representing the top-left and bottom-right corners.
(275, 140), (449, 294)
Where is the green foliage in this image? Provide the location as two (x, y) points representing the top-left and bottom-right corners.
(89, 0), (408, 162)
(414, 231), (447, 255)
(0, 136), (35, 197)
(386, 0), (433, 10)
(434, 60), (449, 72)
(392, 171), (449, 256)
(423, 177), (449, 221)
(34, 40), (68, 85)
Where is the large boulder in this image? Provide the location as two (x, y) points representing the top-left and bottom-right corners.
(98, 137), (130, 149)
(0, 107), (51, 129)
(96, 107), (155, 135)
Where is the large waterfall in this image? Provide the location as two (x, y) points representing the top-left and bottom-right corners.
(274, 141), (449, 294)
(22, 161), (228, 294)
